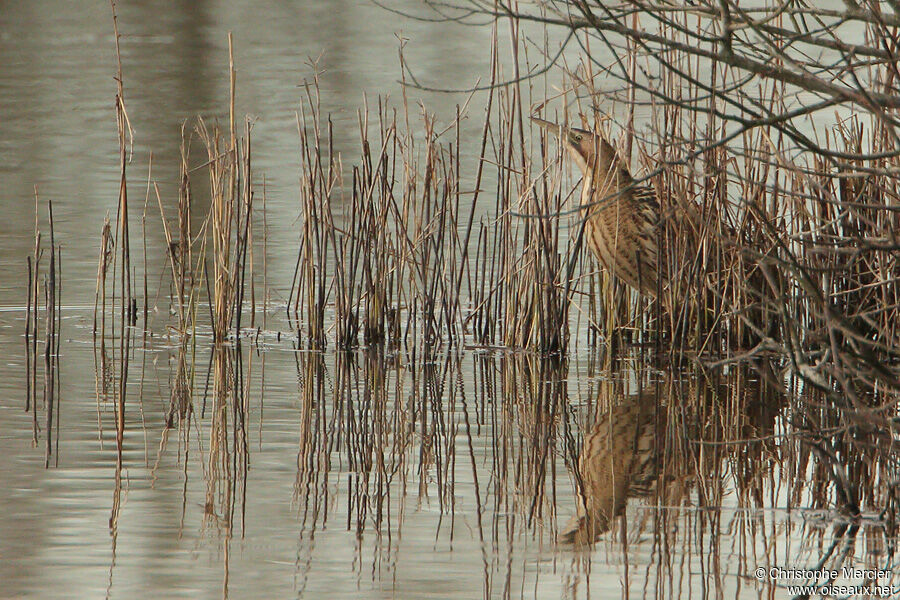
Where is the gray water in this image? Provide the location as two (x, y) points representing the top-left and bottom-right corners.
(0, 2), (895, 599)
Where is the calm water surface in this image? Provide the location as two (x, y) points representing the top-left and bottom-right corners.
(0, 2), (894, 599)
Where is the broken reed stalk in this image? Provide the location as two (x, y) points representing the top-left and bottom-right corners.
(107, 0), (138, 529)
(43, 200), (60, 468)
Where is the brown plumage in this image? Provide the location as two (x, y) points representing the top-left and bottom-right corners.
(533, 117), (665, 296)
(559, 370), (783, 546)
(533, 116), (784, 347)
(558, 389), (667, 545)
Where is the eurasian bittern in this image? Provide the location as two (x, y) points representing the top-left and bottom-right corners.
(533, 115), (783, 348)
(532, 116), (665, 297)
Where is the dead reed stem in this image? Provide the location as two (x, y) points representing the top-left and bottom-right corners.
(25, 191), (62, 467)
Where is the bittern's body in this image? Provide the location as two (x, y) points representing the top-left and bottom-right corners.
(534, 116), (781, 350)
(533, 117), (664, 296)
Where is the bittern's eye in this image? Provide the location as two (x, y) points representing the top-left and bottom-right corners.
(571, 133), (582, 142)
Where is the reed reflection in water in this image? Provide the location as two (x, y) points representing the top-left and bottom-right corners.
(12, 316), (900, 598)
(131, 341), (884, 599)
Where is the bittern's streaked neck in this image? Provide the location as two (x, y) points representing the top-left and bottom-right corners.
(531, 116), (596, 176)
(532, 113), (657, 296)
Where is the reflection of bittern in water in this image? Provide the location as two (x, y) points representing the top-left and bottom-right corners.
(560, 373), (781, 545)
(559, 391), (668, 545)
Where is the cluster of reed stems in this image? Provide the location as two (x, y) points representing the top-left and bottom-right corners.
(288, 48), (585, 356)
(289, 86), (468, 352)
(25, 192), (61, 468)
(95, 9), (257, 532)
(149, 36), (255, 529)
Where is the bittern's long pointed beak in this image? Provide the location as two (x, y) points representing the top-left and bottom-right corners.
(531, 116), (563, 138)
(531, 115), (594, 175)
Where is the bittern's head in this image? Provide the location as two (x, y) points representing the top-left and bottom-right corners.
(531, 116), (596, 175)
